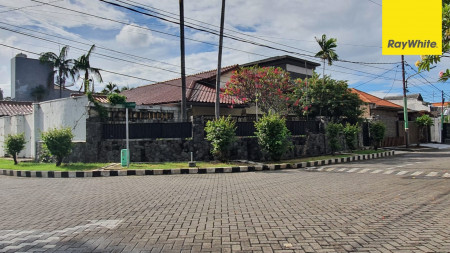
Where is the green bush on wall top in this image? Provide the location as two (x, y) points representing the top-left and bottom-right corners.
(41, 127), (74, 166)
(255, 113), (292, 161)
(343, 123), (359, 152)
(369, 121), (386, 150)
(205, 116), (237, 161)
(107, 93), (127, 105)
(326, 122), (343, 155)
(4, 133), (26, 165)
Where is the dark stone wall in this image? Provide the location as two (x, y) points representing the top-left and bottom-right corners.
(37, 116), (328, 163)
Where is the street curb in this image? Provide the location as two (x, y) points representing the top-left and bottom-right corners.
(0, 150), (395, 179)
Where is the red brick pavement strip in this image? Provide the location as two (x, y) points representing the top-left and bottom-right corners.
(0, 166), (449, 252)
(0, 151), (395, 178)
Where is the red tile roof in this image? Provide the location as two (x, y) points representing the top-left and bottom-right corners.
(350, 88), (402, 109)
(122, 65), (242, 105)
(431, 102), (450, 107)
(0, 101), (33, 116)
(70, 94), (109, 104)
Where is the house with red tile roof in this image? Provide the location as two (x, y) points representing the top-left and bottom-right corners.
(122, 55), (320, 119)
(350, 88), (408, 144)
(0, 101), (33, 117)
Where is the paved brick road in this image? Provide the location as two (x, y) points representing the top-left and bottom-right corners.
(0, 154), (449, 252)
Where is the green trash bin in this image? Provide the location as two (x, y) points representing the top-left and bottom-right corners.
(121, 149), (128, 167)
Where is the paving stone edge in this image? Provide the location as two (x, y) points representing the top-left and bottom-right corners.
(0, 151), (395, 178)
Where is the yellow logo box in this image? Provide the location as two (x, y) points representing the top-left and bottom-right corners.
(382, 0), (442, 55)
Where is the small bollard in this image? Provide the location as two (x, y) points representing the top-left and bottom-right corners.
(189, 152), (196, 167)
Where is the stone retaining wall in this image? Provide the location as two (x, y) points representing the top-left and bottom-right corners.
(37, 116), (328, 163)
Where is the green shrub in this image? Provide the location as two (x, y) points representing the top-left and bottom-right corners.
(107, 93), (127, 105)
(254, 113), (292, 161)
(4, 133), (26, 165)
(41, 127), (74, 166)
(205, 116), (237, 161)
(326, 122), (343, 155)
(369, 121), (386, 150)
(415, 114), (434, 146)
(87, 92), (107, 119)
(343, 123), (359, 152)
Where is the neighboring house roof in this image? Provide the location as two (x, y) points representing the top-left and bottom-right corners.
(431, 102), (450, 107)
(241, 55), (321, 68)
(350, 88), (402, 109)
(385, 93), (423, 101)
(122, 65), (243, 105)
(0, 101), (33, 116)
(70, 94), (109, 104)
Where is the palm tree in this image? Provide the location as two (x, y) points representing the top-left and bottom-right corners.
(39, 45), (76, 98)
(102, 82), (120, 94)
(315, 34), (338, 82)
(74, 45), (103, 93)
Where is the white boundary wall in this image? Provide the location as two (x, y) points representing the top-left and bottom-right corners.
(431, 117), (442, 143)
(0, 96), (89, 158)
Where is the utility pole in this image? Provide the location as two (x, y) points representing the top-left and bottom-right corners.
(179, 0), (187, 122)
(401, 55), (409, 148)
(215, 0), (226, 119)
(442, 90), (445, 143)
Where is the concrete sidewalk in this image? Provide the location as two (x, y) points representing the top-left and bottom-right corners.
(420, 143), (450, 149)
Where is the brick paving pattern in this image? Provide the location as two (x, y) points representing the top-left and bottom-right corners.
(0, 155), (449, 252)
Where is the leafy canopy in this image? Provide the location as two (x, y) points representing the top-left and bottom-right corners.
(315, 34), (339, 66)
(255, 113), (292, 161)
(291, 74), (363, 124)
(41, 127), (74, 166)
(326, 122), (343, 155)
(74, 45), (103, 93)
(205, 116), (237, 161)
(417, 2), (450, 81)
(4, 133), (26, 165)
(224, 66), (294, 115)
(107, 93), (127, 105)
(39, 45), (77, 98)
(369, 121), (386, 150)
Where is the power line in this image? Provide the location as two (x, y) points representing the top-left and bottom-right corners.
(0, 43), (243, 99)
(366, 0), (381, 7)
(352, 65), (399, 88)
(0, 0), (63, 14)
(99, 0), (400, 66)
(25, 0), (401, 83)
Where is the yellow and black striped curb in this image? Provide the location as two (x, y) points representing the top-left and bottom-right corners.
(0, 151), (395, 178)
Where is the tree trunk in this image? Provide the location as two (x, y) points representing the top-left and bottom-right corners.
(320, 59), (325, 117)
(56, 156), (62, 166)
(13, 153), (17, 165)
(84, 71), (89, 93)
(59, 72), (62, 98)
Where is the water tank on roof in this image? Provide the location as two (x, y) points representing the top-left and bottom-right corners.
(16, 53), (27, 58)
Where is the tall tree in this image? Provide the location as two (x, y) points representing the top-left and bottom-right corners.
(74, 45), (103, 93)
(39, 45), (76, 98)
(102, 82), (120, 94)
(418, 1), (450, 81)
(291, 74), (363, 124)
(315, 34), (339, 81)
(224, 66), (294, 115)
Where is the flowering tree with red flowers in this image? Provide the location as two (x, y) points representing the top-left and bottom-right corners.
(224, 66), (294, 114)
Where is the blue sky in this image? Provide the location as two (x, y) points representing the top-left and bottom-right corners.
(0, 0), (449, 103)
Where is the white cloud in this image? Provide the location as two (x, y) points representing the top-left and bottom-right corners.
(0, 0), (446, 102)
(115, 24), (157, 48)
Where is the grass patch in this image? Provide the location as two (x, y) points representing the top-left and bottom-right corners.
(128, 161), (246, 170)
(0, 159), (107, 171)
